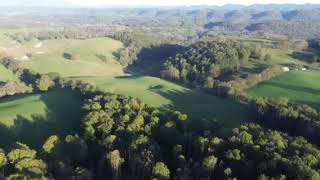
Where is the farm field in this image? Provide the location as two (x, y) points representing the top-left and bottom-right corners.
(71, 75), (253, 134)
(248, 70), (320, 108)
(0, 89), (83, 148)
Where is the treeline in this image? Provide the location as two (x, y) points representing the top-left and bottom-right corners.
(251, 97), (320, 145)
(5, 27), (119, 43)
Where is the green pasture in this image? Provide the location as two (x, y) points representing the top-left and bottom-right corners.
(0, 89), (83, 148)
(248, 70), (320, 108)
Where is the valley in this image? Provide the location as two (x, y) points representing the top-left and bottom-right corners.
(0, 3), (320, 179)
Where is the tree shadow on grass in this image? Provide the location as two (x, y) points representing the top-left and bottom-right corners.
(114, 74), (142, 79)
(0, 89), (84, 150)
(289, 51), (318, 63)
(127, 44), (185, 76)
(240, 62), (269, 74)
(150, 88), (254, 135)
(264, 81), (320, 95)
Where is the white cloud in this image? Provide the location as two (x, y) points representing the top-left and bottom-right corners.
(65, 0), (320, 6)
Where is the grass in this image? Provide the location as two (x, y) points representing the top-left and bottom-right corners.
(19, 38), (124, 77)
(2, 37), (124, 77)
(266, 48), (306, 65)
(240, 48), (307, 75)
(248, 70), (320, 108)
(0, 89), (83, 148)
(0, 64), (18, 82)
(70, 75), (253, 134)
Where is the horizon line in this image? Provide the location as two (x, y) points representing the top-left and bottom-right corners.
(0, 3), (319, 8)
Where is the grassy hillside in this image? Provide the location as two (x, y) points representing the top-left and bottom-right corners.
(71, 75), (252, 134)
(1, 37), (124, 77)
(248, 70), (320, 108)
(19, 38), (124, 77)
(0, 89), (83, 148)
(0, 64), (18, 82)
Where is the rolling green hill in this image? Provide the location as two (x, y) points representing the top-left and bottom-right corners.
(2, 37), (124, 77)
(0, 89), (83, 148)
(20, 38), (124, 77)
(248, 70), (320, 108)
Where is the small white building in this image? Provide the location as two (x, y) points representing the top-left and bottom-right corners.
(282, 67), (290, 72)
(302, 68), (307, 71)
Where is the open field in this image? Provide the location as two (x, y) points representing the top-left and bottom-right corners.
(266, 48), (308, 65)
(248, 70), (320, 108)
(71, 75), (253, 134)
(0, 89), (83, 148)
(1, 37), (124, 77)
(0, 64), (18, 82)
(18, 38), (124, 77)
(240, 48), (308, 75)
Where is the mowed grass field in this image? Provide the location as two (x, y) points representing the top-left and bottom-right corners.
(248, 70), (320, 108)
(71, 75), (253, 134)
(0, 89), (83, 148)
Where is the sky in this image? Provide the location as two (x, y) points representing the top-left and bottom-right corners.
(0, 0), (319, 7)
(65, 0), (320, 6)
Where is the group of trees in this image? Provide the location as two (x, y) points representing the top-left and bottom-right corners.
(160, 40), (254, 86)
(159, 40), (276, 101)
(0, 81), (31, 98)
(0, 57), (58, 97)
(251, 97), (320, 145)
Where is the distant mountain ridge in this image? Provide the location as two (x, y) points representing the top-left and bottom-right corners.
(0, 1), (319, 10)
(0, 3), (320, 39)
